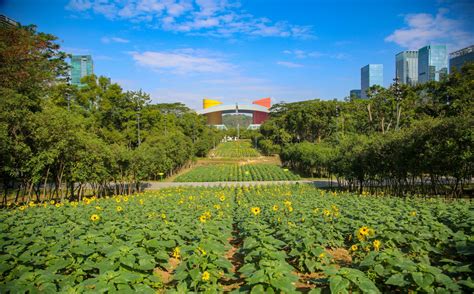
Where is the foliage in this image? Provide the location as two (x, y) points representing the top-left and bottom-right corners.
(174, 164), (300, 182)
(259, 63), (474, 196)
(0, 187), (235, 293)
(212, 140), (261, 158)
(1, 185), (472, 292)
(0, 25), (223, 202)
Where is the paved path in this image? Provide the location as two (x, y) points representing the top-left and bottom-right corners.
(142, 180), (337, 190)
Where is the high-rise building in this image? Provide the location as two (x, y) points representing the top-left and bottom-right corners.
(361, 64), (383, 98)
(449, 45), (474, 72)
(0, 15), (20, 28)
(349, 89), (361, 99)
(418, 45), (448, 84)
(396, 51), (418, 86)
(70, 55), (93, 86)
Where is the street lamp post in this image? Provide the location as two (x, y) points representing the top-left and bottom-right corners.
(393, 77), (402, 131)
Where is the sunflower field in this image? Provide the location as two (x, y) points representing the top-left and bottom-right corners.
(213, 141), (261, 158)
(1, 185), (473, 293)
(174, 164), (300, 182)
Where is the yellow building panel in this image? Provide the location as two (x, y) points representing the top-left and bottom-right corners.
(203, 98), (222, 109)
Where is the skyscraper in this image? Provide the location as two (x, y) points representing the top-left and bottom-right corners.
(418, 45), (448, 84)
(70, 55), (93, 86)
(396, 51), (418, 86)
(349, 89), (361, 99)
(449, 45), (474, 72)
(361, 64), (383, 98)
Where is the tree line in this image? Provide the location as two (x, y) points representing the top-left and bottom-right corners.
(0, 25), (222, 204)
(254, 64), (473, 197)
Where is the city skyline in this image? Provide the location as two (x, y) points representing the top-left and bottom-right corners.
(360, 64), (383, 99)
(2, 0), (474, 109)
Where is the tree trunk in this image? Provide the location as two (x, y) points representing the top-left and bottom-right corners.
(42, 167), (50, 201)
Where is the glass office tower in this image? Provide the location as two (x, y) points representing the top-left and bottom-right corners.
(449, 45), (474, 72)
(396, 51), (418, 86)
(418, 45), (448, 84)
(349, 89), (361, 98)
(71, 55), (93, 86)
(361, 64), (383, 98)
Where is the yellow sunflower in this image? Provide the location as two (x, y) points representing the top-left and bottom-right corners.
(201, 271), (210, 282)
(373, 240), (381, 251)
(251, 207), (261, 216)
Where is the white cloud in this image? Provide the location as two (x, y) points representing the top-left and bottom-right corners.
(130, 49), (234, 74)
(101, 36), (130, 43)
(66, 0), (92, 11)
(276, 61), (303, 68)
(66, 0), (314, 39)
(283, 49), (349, 60)
(385, 8), (474, 50)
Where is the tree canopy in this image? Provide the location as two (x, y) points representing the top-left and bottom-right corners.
(0, 25), (222, 203)
(257, 63), (474, 196)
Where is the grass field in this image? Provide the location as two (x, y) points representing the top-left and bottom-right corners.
(1, 185), (472, 293)
(174, 164), (300, 182)
(211, 140), (261, 158)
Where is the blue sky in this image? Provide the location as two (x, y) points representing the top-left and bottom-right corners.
(2, 0), (473, 109)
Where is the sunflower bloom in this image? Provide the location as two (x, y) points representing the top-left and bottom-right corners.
(251, 207), (261, 216)
(373, 240), (381, 251)
(201, 271), (210, 282)
(172, 247), (181, 259)
(90, 214), (100, 222)
(116, 206), (123, 212)
(357, 226), (371, 241)
(272, 205), (279, 211)
(351, 244), (358, 251)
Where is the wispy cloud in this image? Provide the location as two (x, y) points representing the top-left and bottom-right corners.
(130, 49), (234, 74)
(276, 61), (304, 68)
(283, 49), (349, 60)
(62, 46), (91, 55)
(66, 0), (314, 39)
(101, 36), (130, 43)
(385, 8), (474, 50)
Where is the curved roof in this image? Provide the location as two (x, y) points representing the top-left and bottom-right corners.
(196, 104), (269, 115)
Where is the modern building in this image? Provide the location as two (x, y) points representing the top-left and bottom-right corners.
(449, 45), (474, 72)
(70, 55), (93, 86)
(361, 64), (383, 98)
(197, 98), (271, 128)
(0, 15), (20, 28)
(396, 51), (418, 86)
(349, 89), (361, 99)
(418, 45), (448, 84)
